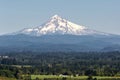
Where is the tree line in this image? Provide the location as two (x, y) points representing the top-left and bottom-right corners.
(0, 51), (120, 79)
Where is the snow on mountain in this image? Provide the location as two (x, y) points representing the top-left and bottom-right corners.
(14, 15), (109, 36)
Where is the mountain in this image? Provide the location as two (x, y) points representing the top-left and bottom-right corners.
(0, 15), (120, 53)
(14, 15), (108, 36)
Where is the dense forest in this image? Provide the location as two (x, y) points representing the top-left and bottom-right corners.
(0, 51), (120, 79)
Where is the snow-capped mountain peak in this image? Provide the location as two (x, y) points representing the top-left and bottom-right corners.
(15, 15), (108, 36)
(51, 14), (62, 20)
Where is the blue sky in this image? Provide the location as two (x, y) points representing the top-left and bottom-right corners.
(0, 0), (120, 35)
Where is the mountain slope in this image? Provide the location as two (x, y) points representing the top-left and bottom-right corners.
(0, 34), (120, 53)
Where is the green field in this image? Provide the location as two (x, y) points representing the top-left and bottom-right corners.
(25, 75), (120, 80)
(31, 75), (87, 79)
(1, 75), (120, 80)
